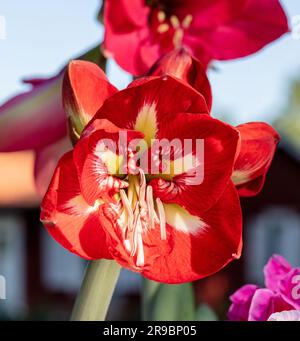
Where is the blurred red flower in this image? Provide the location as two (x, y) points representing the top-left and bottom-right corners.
(104, 0), (289, 75)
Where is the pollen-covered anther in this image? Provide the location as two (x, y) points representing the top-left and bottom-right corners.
(182, 14), (193, 29)
(157, 10), (169, 34)
(157, 10), (166, 22)
(170, 15), (180, 29)
(157, 23), (170, 34)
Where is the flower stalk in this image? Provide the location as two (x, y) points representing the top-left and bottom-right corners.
(71, 260), (121, 321)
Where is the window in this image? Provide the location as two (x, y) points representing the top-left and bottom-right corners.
(245, 206), (300, 284)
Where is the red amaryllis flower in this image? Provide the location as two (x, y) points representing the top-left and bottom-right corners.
(103, 0), (289, 75)
(41, 61), (243, 283)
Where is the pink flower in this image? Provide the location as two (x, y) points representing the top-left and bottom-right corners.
(228, 255), (300, 321)
(0, 72), (71, 197)
(0, 60), (114, 197)
(0, 73), (66, 152)
(104, 0), (289, 76)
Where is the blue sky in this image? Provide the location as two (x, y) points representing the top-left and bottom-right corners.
(0, 0), (300, 125)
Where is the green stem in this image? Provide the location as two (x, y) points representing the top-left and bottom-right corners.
(71, 260), (121, 321)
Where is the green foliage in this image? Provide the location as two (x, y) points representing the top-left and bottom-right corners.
(142, 279), (218, 321)
(195, 304), (218, 321)
(275, 80), (300, 149)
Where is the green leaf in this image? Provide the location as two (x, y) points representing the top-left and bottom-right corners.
(142, 279), (196, 321)
(195, 304), (218, 321)
(78, 45), (107, 71)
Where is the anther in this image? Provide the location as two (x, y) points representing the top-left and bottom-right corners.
(170, 15), (180, 29)
(157, 10), (166, 22)
(182, 14), (193, 28)
(157, 23), (169, 33)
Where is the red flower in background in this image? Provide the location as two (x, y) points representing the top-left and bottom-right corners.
(41, 61), (243, 283)
(104, 0), (289, 75)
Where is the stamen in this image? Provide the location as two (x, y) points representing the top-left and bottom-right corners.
(117, 166), (168, 267)
(146, 186), (159, 229)
(157, 23), (169, 33)
(146, 186), (155, 229)
(173, 28), (184, 48)
(170, 15), (180, 29)
(157, 10), (166, 22)
(182, 14), (193, 29)
(156, 198), (167, 240)
(127, 178), (134, 204)
(120, 189), (134, 231)
(136, 231), (145, 267)
(130, 203), (140, 257)
(124, 239), (132, 253)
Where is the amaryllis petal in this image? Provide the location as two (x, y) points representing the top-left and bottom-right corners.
(150, 113), (239, 215)
(40, 151), (112, 260)
(34, 137), (72, 197)
(264, 254), (292, 292)
(190, 0), (289, 61)
(149, 48), (212, 112)
(0, 73), (66, 152)
(232, 122), (280, 197)
(63, 60), (118, 137)
(248, 288), (293, 321)
(88, 76), (209, 146)
(228, 284), (259, 321)
(103, 0), (151, 75)
(100, 182), (242, 283)
(74, 122), (143, 206)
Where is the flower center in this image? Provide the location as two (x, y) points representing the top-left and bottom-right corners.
(155, 10), (193, 48)
(116, 169), (166, 267)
